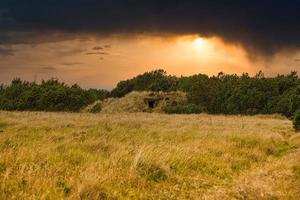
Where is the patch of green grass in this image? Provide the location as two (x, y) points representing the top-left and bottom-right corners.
(292, 165), (300, 179)
(90, 103), (102, 113)
(0, 139), (16, 150)
(0, 161), (6, 173)
(102, 122), (113, 132)
(137, 162), (168, 182)
(49, 148), (87, 167)
(230, 159), (252, 173)
(170, 156), (232, 180)
(265, 142), (294, 158)
(0, 122), (9, 131)
(18, 179), (28, 192)
(228, 136), (260, 148)
(56, 179), (72, 196)
(80, 188), (112, 200)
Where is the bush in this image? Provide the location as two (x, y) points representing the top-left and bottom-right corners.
(90, 103), (102, 113)
(110, 69), (179, 97)
(2, 70), (300, 116)
(293, 109), (300, 131)
(0, 78), (109, 112)
(163, 104), (204, 114)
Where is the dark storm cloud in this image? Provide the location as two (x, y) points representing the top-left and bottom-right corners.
(1, 0), (300, 55)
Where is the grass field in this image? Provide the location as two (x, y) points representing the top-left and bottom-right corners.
(0, 112), (300, 199)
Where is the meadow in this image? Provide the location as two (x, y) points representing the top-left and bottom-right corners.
(0, 111), (300, 199)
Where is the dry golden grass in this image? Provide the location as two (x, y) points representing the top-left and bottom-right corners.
(0, 111), (299, 199)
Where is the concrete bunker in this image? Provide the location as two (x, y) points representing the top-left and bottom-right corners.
(84, 91), (187, 113)
(144, 97), (162, 109)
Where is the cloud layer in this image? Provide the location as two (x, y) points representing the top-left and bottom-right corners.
(1, 0), (300, 55)
(0, 46), (16, 56)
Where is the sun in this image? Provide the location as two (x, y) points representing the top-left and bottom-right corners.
(193, 38), (206, 50)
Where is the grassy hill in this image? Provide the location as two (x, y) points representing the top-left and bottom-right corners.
(83, 91), (187, 114)
(0, 112), (299, 199)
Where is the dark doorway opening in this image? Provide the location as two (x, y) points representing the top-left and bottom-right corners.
(144, 97), (161, 109)
(148, 100), (156, 109)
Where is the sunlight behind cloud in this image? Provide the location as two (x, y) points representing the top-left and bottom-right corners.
(3, 34), (299, 88)
(193, 37), (207, 51)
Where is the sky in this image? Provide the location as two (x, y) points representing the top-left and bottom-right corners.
(1, 1), (300, 89)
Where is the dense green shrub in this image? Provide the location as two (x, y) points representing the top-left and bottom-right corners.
(90, 103), (102, 113)
(0, 78), (108, 112)
(110, 69), (178, 97)
(2, 69), (300, 118)
(293, 110), (300, 131)
(112, 70), (300, 117)
(163, 104), (204, 114)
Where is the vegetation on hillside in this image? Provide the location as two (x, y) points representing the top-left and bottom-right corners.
(0, 78), (109, 112)
(110, 69), (300, 130)
(111, 70), (300, 116)
(2, 69), (300, 129)
(293, 109), (300, 131)
(110, 69), (178, 97)
(0, 112), (299, 199)
(98, 91), (187, 114)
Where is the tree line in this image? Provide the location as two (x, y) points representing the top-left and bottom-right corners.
(0, 78), (109, 112)
(111, 69), (300, 129)
(2, 69), (300, 126)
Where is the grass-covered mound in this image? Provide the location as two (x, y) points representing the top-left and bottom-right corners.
(84, 91), (187, 113)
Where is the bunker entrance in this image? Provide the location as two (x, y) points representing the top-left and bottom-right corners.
(148, 100), (156, 108)
(144, 98), (161, 109)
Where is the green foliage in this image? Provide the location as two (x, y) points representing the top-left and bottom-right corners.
(0, 78), (108, 112)
(2, 70), (300, 118)
(163, 104), (204, 114)
(137, 163), (168, 182)
(0, 122), (9, 129)
(88, 88), (110, 100)
(110, 69), (178, 97)
(90, 103), (102, 113)
(292, 165), (300, 179)
(293, 110), (300, 131)
(111, 70), (300, 117)
(56, 179), (72, 196)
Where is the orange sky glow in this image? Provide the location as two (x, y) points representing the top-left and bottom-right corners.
(1, 34), (300, 89)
